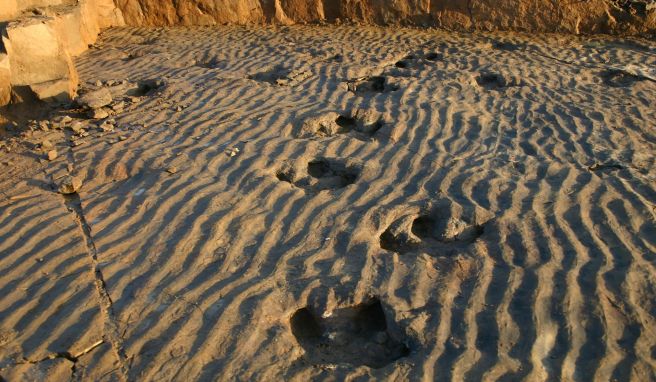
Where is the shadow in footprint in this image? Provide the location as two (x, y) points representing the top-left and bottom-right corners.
(601, 69), (647, 88)
(492, 41), (522, 51)
(196, 59), (221, 69)
(347, 76), (399, 94)
(588, 161), (626, 172)
(298, 111), (384, 140)
(475, 71), (521, 90)
(380, 200), (489, 256)
(250, 65), (311, 86)
(424, 52), (443, 61)
(395, 52), (443, 69)
(123, 51), (146, 61)
(277, 158), (360, 192)
(291, 298), (410, 368)
(128, 79), (166, 97)
(307, 159), (358, 189)
(395, 54), (416, 69)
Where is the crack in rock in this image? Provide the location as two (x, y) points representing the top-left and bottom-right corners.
(3, 340), (105, 381)
(63, 194), (129, 380)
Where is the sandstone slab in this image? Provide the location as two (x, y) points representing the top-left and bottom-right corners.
(1, 17), (79, 101)
(0, 0), (123, 105)
(0, 0), (18, 22)
(77, 88), (113, 109)
(0, 53), (10, 106)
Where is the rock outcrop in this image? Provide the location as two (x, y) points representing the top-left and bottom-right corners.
(2, 17), (79, 103)
(0, 54), (10, 106)
(0, 0), (124, 106)
(0, 0), (18, 22)
(115, 0), (656, 35)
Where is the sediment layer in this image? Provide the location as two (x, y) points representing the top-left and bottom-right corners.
(1, 25), (655, 380)
(115, 0), (656, 34)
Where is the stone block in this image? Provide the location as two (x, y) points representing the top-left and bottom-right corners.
(2, 17), (78, 101)
(0, 53), (10, 106)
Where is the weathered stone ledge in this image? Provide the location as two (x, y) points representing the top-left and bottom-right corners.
(115, 0), (656, 35)
(0, 0), (124, 106)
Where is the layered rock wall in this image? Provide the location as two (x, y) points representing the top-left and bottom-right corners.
(0, 0), (124, 105)
(115, 0), (656, 35)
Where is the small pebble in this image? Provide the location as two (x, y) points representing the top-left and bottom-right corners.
(69, 121), (84, 134)
(225, 147), (240, 157)
(41, 139), (54, 150)
(90, 108), (109, 120)
(111, 101), (125, 113)
(99, 121), (114, 132)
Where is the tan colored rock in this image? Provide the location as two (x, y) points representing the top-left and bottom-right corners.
(41, 139), (54, 149)
(2, 17), (79, 101)
(90, 108), (110, 119)
(47, 149), (58, 161)
(0, 53), (10, 106)
(49, 4), (98, 56)
(55, 0), (124, 55)
(0, 0), (124, 105)
(69, 120), (85, 133)
(115, 0), (656, 34)
(21, 0), (73, 9)
(0, 0), (18, 22)
(30, 78), (77, 102)
(116, 0), (265, 26)
(93, 0), (126, 28)
(77, 87), (113, 109)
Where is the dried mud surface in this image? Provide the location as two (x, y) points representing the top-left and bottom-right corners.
(0, 25), (655, 380)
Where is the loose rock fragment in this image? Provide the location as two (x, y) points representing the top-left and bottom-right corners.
(111, 101), (125, 113)
(77, 88), (113, 109)
(57, 175), (82, 194)
(90, 108), (110, 120)
(98, 121), (115, 132)
(41, 139), (54, 150)
(225, 147), (240, 157)
(47, 150), (58, 161)
(69, 121), (84, 134)
(60, 116), (73, 125)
